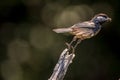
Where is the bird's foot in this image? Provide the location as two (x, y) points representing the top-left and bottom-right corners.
(65, 42), (75, 54)
(65, 42), (71, 50)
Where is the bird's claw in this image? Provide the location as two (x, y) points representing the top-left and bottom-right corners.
(65, 42), (75, 53)
(65, 42), (71, 50)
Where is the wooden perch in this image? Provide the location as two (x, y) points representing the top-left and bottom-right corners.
(48, 38), (81, 80)
(48, 48), (75, 80)
(49, 38), (81, 80)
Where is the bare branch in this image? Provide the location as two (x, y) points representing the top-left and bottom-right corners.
(48, 37), (82, 80)
(48, 48), (75, 80)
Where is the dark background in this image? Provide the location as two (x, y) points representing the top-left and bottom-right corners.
(0, 0), (120, 80)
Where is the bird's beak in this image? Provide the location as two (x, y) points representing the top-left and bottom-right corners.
(107, 17), (112, 22)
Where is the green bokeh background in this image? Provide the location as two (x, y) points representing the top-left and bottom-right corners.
(0, 0), (120, 80)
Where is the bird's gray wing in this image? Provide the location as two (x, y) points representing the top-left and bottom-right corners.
(71, 21), (95, 28)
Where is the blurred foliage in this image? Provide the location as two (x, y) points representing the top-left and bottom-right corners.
(0, 0), (120, 80)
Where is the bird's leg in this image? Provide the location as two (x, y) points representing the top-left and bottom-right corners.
(71, 45), (75, 54)
(66, 36), (77, 50)
(73, 39), (82, 50)
(70, 36), (77, 45)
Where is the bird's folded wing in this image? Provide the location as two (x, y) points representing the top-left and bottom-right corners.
(71, 21), (95, 28)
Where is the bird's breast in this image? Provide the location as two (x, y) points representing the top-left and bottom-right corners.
(93, 24), (101, 34)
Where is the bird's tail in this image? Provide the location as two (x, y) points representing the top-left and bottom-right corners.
(53, 28), (72, 33)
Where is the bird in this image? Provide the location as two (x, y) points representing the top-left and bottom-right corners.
(53, 13), (111, 48)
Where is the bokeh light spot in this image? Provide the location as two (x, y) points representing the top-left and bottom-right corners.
(41, 3), (63, 26)
(7, 39), (30, 63)
(29, 25), (54, 50)
(1, 60), (23, 80)
(53, 5), (94, 28)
